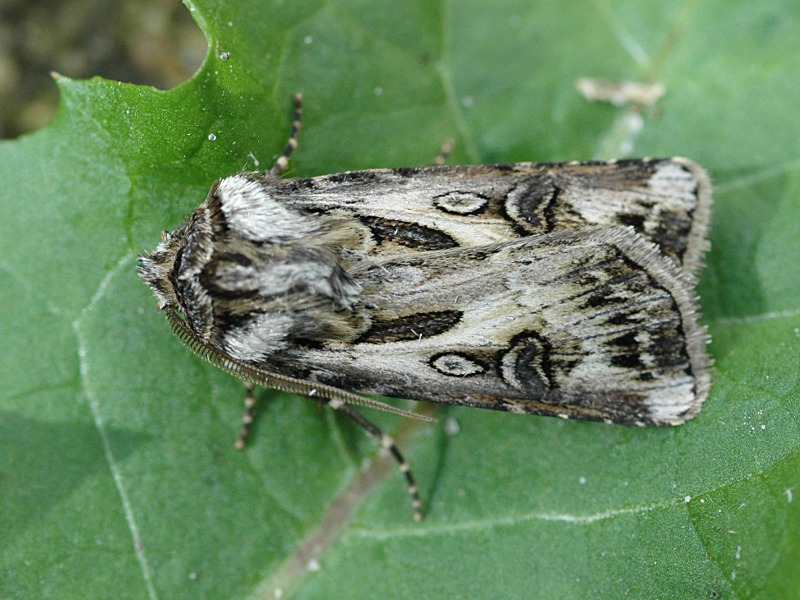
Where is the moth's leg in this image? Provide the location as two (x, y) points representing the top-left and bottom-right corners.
(432, 139), (455, 166)
(234, 383), (258, 450)
(268, 92), (304, 177)
(329, 400), (423, 521)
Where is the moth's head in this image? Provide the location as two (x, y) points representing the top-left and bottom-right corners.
(138, 226), (185, 310)
(137, 202), (215, 324)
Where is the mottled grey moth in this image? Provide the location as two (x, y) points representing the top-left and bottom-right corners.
(139, 94), (712, 520)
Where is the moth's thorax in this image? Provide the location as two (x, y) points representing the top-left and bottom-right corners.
(140, 173), (364, 365)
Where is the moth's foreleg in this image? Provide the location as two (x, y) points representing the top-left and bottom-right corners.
(234, 383), (258, 450)
(269, 93), (304, 177)
(329, 401), (423, 522)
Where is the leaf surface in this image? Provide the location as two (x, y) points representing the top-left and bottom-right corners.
(1, 1), (799, 598)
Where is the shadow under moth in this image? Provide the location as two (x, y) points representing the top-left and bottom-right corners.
(139, 94), (712, 520)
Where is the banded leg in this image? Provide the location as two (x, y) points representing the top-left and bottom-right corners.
(232, 387), (423, 520)
(269, 93), (304, 177)
(234, 383), (258, 450)
(326, 399), (423, 521)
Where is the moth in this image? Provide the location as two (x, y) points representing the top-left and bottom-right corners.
(139, 94), (712, 520)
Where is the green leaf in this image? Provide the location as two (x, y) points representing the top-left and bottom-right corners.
(2, 0), (799, 597)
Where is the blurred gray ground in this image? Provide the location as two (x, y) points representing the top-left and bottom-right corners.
(0, 0), (206, 138)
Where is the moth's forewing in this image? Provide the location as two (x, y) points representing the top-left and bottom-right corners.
(265, 158), (711, 279)
(272, 227), (711, 426)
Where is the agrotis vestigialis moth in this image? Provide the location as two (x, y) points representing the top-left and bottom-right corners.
(139, 94), (712, 520)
